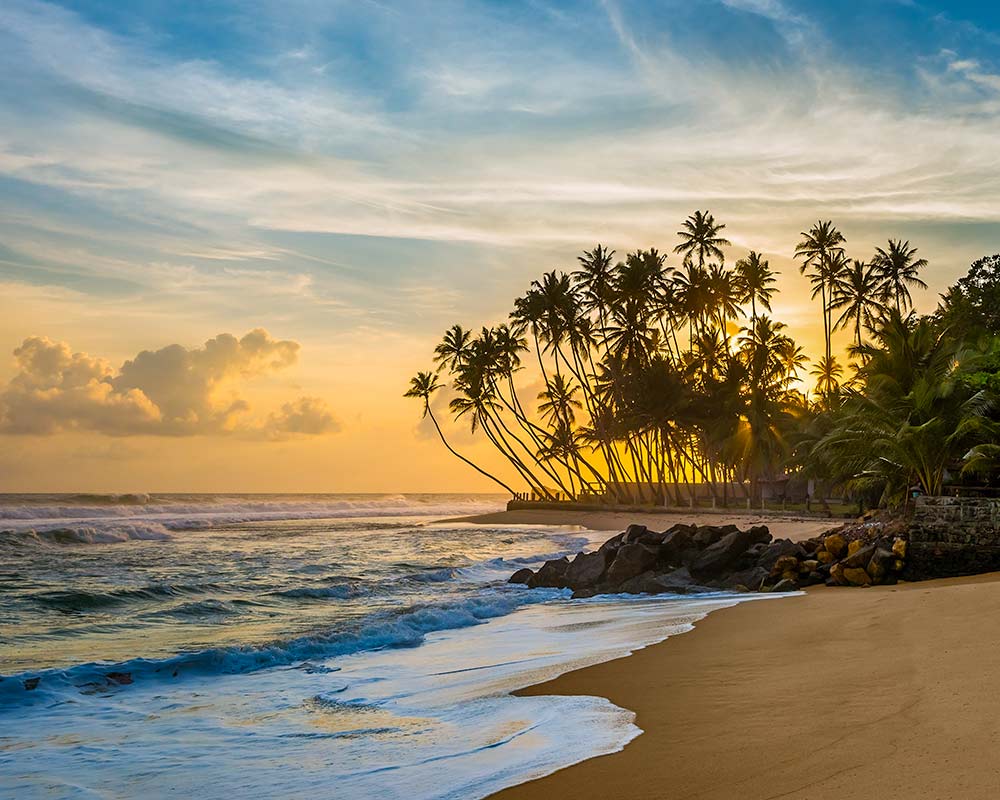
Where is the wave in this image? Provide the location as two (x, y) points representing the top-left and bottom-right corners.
(1, 523), (175, 547)
(0, 494), (507, 545)
(271, 584), (367, 600)
(30, 583), (226, 612)
(0, 587), (566, 708)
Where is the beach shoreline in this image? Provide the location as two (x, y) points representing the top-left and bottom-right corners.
(447, 507), (838, 542)
(444, 508), (1000, 800)
(481, 569), (1000, 800)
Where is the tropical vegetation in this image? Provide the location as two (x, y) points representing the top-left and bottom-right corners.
(407, 213), (1000, 510)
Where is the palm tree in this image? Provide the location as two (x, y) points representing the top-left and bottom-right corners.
(871, 239), (928, 313)
(674, 211), (731, 268)
(810, 355), (843, 407)
(734, 251), (777, 320)
(795, 221), (846, 362)
(433, 325), (472, 372)
(537, 374), (583, 427)
(574, 245), (616, 329)
(830, 259), (883, 349)
(405, 372), (515, 493)
(816, 312), (993, 499)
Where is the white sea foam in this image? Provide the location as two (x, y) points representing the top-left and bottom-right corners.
(1, 592), (761, 800)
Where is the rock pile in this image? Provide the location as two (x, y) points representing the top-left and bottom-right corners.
(508, 522), (909, 596)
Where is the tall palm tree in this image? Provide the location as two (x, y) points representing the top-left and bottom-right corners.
(674, 210), (731, 268)
(734, 251), (777, 320)
(574, 245), (616, 329)
(433, 325), (473, 373)
(830, 259), (883, 349)
(810, 355), (843, 402)
(405, 372), (515, 493)
(871, 239), (928, 313)
(795, 221), (846, 362)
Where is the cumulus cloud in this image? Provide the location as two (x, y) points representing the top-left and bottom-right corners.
(0, 329), (338, 437)
(263, 396), (341, 438)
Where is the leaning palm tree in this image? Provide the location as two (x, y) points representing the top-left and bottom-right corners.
(871, 239), (928, 313)
(405, 372), (515, 493)
(795, 221), (846, 362)
(674, 210), (731, 268)
(734, 251), (777, 320)
(830, 259), (884, 349)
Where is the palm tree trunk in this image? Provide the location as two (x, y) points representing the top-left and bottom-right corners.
(425, 405), (516, 494)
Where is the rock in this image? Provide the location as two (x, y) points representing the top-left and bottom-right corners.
(816, 550), (834, 564)
(803, 570), (825, 586)
(823, 533), (847, 558)
(844, 544), (876, 569)
(800, 538), (820, 555)
(747, 525), (773, 545)
(605, 543), (659, 585)
(756, 539), (807, 572)
(847, 539), (864, 558)
(659, 527), (694, 563)
(866, 548), (895, 582)
(722, 566), (768, 592)
(597, 532), (626, 555)
(619, 567), (712, 595)
(564, 550), (608, 590)
(692, 524), (738, 549)
(689, 529), (755, 579)
(843, 566), (871, 586)
(508, 568), (534, 585)
(527, 556), (570, 588)
(894, 559), (905, 572)
(800, 559), (820, 573)
(768, 578), (799, 593)
(622, 524), (649, 544)
(772, 554), (801, 576)
(892, 538), (908, 559)
(828, 562), (848, 586)
(23, 677), (40, 691)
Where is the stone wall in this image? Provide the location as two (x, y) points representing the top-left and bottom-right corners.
(907, 496), (1000, 579)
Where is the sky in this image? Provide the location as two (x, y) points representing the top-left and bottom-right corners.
(2, 0), (1000, 492)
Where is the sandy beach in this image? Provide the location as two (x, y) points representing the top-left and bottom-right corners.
(488, 571), (1000, 799)
(455, 508), (837, 543)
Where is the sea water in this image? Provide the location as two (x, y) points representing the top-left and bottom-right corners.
(0, 493), (749, 799)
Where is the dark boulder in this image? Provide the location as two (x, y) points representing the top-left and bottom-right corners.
(622, 524), (649, 544)
(720, 565), (768, 592)
(619, 567), (712, 595)
(747, 525), (772, 545)
(508, 568), (534, 585)
(689, 529), (755, 579)
(756, 539), (807, 572)
(692, 524), (738, 549)
(597, 531), (627, 556)
(527, 556), (570, 588)
(658, 527), (694, 564)
(768, 578), (799, 593)
(564, 550), (608, 590)
(605, 543), (660, 585)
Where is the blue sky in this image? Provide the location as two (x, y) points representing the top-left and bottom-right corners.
(2, 0), (1000, 490)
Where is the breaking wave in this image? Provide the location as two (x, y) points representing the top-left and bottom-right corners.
(0, 587), (565, 707)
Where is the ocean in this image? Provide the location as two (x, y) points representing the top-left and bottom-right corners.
(0, 493), (749, 798)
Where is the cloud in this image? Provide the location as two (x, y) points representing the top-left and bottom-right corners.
(0, 329), (339, 437)
(263, 396), (341, 438)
